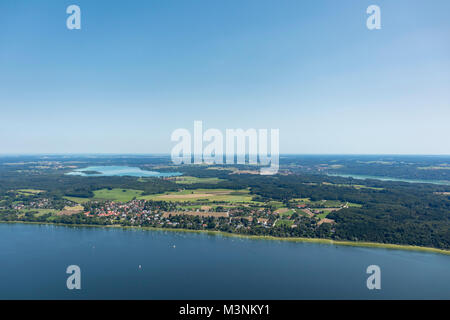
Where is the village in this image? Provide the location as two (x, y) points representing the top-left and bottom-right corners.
(3, 191), (341, 237)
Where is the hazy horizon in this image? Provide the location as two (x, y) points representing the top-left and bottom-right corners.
(1, 153), (449, 157)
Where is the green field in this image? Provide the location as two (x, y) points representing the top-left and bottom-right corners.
(347, 202), (363, 208)
(93, 188), (144, 202)
(316, 212), (330, 219)
(276, 208), (294, 217)
(17, 189), (45, 195)
(64, 196), (91, 204)
(267, 201), (284, 209)
(18, 208), (57, 217)
(172, 176), (225, 184)
(138, 188), (255, 203)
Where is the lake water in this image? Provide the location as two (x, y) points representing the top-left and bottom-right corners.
(327, 173), (450, 186)
(0, 223), (448, 299)
(67, 166), (182, 178)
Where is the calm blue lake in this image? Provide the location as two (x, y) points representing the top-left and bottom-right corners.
(327, 173), (450, 185)
(0, 223), (448, 299)
(67, 166), (181, 178)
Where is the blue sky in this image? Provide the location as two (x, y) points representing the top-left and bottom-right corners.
(0, 0), (449, 154)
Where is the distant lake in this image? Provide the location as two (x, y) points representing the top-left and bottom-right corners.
(327, 173), (450, 186)
(0, 224), (448, 299)
(67, 166), (182, 178)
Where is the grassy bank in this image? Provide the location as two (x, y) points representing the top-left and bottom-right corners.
(2, 221), (449, 256)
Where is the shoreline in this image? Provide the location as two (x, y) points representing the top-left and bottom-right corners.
(2, 220), (449, 256)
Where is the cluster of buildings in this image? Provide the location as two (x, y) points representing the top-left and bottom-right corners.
(12, 198), (53, 210)
(81, 199), (277, 229)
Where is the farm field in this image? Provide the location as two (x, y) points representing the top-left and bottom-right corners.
(138, 188), (255, 203)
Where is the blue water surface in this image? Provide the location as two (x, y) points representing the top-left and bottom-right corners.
(0, 224), (448, 299)
(67, 166), (181, 177)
